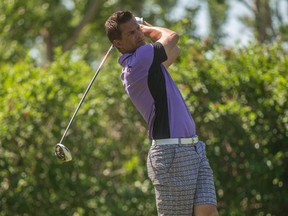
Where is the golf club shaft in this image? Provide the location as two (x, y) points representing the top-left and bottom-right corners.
(59, 45), (114, 144)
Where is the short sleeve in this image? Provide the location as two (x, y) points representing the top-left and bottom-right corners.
(152, 42), (168, 64)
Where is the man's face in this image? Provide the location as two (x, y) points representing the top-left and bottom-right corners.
(113, 18), (145, 53)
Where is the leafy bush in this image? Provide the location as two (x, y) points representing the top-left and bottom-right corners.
(0, 51), (154, 215)
(175, 39), (288, 215)
(1, 40), (287, 215)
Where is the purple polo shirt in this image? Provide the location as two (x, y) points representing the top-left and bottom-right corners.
(119, 42), (196, 140)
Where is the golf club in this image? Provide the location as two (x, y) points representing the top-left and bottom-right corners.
(54, 16), (144, 162)
(55, 44), (114, 162)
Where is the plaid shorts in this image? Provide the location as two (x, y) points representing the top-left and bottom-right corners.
(147, 141), (217, 216)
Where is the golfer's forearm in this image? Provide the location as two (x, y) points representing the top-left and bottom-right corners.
(142, 26), (179, 47)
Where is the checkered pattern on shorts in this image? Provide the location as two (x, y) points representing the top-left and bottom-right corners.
(147, 141), (217, 216)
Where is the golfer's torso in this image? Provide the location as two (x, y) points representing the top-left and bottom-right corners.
(119, 43), (196, 139)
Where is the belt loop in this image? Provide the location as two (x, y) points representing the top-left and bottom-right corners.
(178, 138), (181, 145)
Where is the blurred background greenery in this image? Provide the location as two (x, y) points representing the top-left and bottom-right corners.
(0, 0), (287, 215)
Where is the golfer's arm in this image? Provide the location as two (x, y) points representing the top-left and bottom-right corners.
(162, 45), (180, 68)
(141, 25), (180, 67)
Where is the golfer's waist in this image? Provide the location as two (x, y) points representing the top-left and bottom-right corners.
(152, 135), (199, 145)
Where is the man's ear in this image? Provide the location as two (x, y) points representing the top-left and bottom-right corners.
(113, 40), (121, 50)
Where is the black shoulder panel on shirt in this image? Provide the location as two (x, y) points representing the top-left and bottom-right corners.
(148, 43), (170, 139)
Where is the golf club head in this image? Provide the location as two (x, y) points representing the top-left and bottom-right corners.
(135, 17), (143, 24)
(55, 143), (72, 162)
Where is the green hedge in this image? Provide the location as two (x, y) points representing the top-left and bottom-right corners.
(1, 40), (287, 215)
(175, 39), (288, 215)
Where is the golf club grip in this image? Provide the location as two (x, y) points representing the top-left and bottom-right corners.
(59, 45), (114, 144)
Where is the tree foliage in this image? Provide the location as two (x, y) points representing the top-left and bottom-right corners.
(0, 50), (155, 215)
(175, 37), (288, 215)
(0, 0), (183, 64)
(236, 0), (288, 43)
(1, 37), (288, 215)
(1, 1), (288, 215)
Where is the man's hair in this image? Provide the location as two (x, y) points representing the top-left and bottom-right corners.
(105, 11), (134, 43)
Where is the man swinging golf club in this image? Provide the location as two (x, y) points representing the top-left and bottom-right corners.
(105, 11), (219, 216)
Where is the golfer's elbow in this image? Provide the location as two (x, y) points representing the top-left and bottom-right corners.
(163, 46), (181, 68)
(170, 32), (179, 46)
(175, 45), (181, 57)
